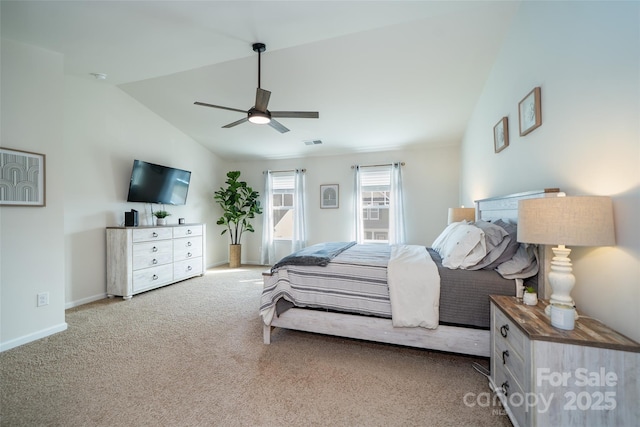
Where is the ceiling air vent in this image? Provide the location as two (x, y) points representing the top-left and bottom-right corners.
(304, 139), (323, 146)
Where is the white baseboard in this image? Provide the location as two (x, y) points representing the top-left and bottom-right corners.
(0, 322), (68, 352)
(65, 293), (107, 310)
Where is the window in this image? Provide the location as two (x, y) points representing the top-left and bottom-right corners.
(358, 167), (391, 243)
(261, 169), (307, 265)
(271, 173), (295, 240)
(355, 163), (405, 245)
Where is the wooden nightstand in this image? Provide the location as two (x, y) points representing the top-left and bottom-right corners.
(489, 295), (640, 427)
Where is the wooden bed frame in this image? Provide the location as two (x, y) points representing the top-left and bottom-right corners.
(262, 189), (562, 357)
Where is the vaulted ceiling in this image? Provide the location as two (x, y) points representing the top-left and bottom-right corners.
(1, 1), (519, 161)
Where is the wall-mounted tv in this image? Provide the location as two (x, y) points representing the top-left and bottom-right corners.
(126, 160), (191, 205)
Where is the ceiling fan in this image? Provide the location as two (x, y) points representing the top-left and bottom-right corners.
(194, 43), (319, 133)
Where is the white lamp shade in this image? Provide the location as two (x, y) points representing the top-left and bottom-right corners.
(447, 207), (475, 224)
(517, 196), (615, 246)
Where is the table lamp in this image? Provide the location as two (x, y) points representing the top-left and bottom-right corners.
(517, 195), (615, 314)
(447, 207), (475, 224)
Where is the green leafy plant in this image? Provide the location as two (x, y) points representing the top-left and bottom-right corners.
(153, 210), (171, 219)
(525, 286), (536, 294)
(214, 171), (262, 245)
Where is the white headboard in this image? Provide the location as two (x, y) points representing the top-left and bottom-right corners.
(474, 188), (565, 299)
(475, 188), (564, 223)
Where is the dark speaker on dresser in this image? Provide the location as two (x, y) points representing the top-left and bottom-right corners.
(124, 209), (138, 227)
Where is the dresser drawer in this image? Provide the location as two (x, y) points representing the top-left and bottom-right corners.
(132, 240), (173, 270)
(494, 305), (526, 358)
(173, 236), (203, 261)
(132, 227), (173, 242)
(174, 258), (203, 280)
(173, 225), (203, 238)
(132, 264), (173, 292)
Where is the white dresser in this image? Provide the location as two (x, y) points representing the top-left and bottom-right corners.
(489, 295), (639, 427)
(106, 224), (206, 299)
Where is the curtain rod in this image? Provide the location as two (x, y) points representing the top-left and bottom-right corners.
(263, 168), (306, 174)
(350, 162), (405, 169)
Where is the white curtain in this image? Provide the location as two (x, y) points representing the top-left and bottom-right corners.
(260, 171), (275, 265)
(353, 166), (364, 243)
(389, 162), (406, 245)
(291, 169), (307, 252)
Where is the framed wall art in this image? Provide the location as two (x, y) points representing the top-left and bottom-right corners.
(0, 147), (46, 206)
(518, 87), (542, 136)
(320, 184), (339, 209)
(494, 117), (509, 153)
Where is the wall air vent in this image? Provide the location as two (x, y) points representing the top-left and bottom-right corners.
(304, 140), (323, 146)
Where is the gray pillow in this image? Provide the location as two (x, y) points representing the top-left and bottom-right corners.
(496, 243), (539, 279)
(481, 219), (519, 270)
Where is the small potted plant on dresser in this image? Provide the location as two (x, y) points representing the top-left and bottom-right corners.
(214, 171), (262, 268)
(153, 209), (171, 226)
(523, 286), (538, 306)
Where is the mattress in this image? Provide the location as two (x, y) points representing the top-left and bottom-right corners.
(260, 244), (518, 329)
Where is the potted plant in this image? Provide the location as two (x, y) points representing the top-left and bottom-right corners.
(523, 286), (538, 306)
(153, 209), (171, 226)
(214, 171), (262, 268)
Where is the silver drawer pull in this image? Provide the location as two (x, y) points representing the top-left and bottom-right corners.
(152, 232), (158, 237)
(187, 266), (192, 271)
(187, 252), (192, 258)
(187, 229), (192, 234)
(152, 259), (158, 265)
(152, 274), (158, 280)
(152, 246), (158, 252)
(502, 349), (509, 365)
(500, 324), (509, 338)
(501, 381), (510, 397)
(187, 242), (192, 247)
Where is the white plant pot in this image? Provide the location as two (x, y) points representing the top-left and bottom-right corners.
(156, 218), (167, 226)
(523, 292), (538, 306)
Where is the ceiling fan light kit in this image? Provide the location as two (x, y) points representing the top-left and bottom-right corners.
(195, 42), (319, 133)
(247, 108), (271, 124)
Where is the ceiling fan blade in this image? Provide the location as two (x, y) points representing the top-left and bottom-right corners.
(271, 111), (319, 119)
(254, 88), (271, 112)
(268, 119), (290, 133)
(222, 117), (249, 128)
(194, 102), (247, 114)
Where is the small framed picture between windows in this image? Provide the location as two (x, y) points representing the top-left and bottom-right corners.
(320, 184), (339, 209)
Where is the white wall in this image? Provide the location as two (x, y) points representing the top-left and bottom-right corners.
(460, 2), (639, 341)
(1, 39), (228, 351)
(63, 76), (227, 308)
(1, 39), (67, 350)
(230, 145), (460, 264)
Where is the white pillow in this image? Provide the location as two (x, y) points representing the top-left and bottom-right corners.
(432, 222), (464, 253)
(434, 222), (486, 269)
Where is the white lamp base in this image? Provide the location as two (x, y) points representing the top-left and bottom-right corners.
(544, 245), (578, 318)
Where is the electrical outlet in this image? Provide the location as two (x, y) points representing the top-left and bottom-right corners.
(37, 292), (49, 307)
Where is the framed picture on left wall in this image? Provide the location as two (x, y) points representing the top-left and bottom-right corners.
(0, 147), (46, 206)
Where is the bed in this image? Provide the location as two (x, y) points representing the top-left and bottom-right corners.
(260, 189), (561, 357)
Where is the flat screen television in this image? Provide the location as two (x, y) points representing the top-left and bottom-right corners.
(126, 160), (191, 205)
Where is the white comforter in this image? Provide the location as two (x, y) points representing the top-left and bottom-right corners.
(387, 245), (441, 329)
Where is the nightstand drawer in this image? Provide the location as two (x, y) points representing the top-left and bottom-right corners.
(494, 305), (526, 358)
(494, 328), (525, 390)
(493, 362), (527, 427)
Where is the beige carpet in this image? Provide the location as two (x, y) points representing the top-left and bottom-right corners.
(1, 265), (511, 426)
